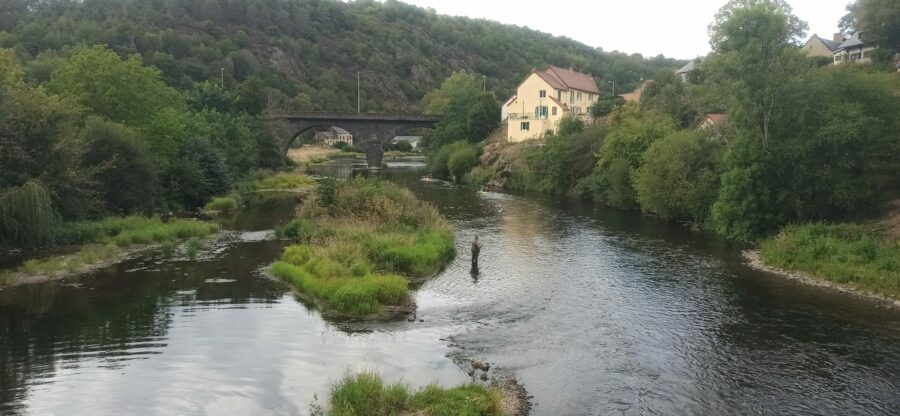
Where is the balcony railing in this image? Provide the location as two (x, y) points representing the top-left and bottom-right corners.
(508, 113), (548, 120)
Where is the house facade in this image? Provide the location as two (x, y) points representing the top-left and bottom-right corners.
(833, 32), (877, 64)
(801, 34), (843, 58)
(503, 66), (600, 142)
(315, 126), (353, 146)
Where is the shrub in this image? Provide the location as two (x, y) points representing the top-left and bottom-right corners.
(0, 180), (60, 249)
(447, 145), (478, 182)
(204, 196), (239, 213)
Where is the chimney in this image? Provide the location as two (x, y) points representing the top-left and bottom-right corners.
(833, 33), (845, 43)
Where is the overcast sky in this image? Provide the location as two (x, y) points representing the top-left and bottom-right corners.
(396, 0), (851, 59)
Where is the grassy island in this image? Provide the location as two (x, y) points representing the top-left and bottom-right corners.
(759, 223), (900, 297)
(316, 372), (504, 416)
(272, 177), (454, 317)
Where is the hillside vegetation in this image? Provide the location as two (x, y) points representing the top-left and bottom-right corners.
(0, 0), (682, 113)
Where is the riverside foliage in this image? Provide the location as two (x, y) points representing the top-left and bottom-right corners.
(272, 178), (454, 317)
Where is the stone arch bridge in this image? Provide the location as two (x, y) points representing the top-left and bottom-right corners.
(265, 112), (441, 169)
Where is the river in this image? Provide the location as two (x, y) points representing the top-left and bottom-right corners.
(1, 157), (898, 415)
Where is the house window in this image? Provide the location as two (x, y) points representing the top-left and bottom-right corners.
(552, 106), (557, 116)
(539, 90), (546, 98)
(577, 92), (582, 100)
(521, 121), (530, 131)
(534, 106), (548, 118)
(557, 90), (562, 101)
(570, 91), (575, 104)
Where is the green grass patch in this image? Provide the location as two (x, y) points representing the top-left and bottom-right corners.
(760, 223), (900, 297)
(271, 177), (454, 317)
(321, 372), (504, 416)
(204, 196), (240, 213)
(60, 216), (218, 246)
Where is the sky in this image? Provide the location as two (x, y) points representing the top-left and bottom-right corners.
(396, 0), (851, 59)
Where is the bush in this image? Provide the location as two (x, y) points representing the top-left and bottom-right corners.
(447, 145), (478, 182)
(204, 196), (239, 213)
(759, 223), (900, 296)
(633, 130), (724, 223)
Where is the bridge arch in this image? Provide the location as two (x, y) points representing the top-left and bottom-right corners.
(265, 112), (440, 169)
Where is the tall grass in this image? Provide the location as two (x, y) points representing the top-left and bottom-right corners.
(272, 177), (454, 317)
(760, 223), (900, 297)
(324, 372), (504, 416)
(2, 217), (217, 283)
(249, 172), (315, 190)
(59, 216), (218, 246)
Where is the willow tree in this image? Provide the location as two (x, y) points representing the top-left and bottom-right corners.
(0, 180), (59, 248)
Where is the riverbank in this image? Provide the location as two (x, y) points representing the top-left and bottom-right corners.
(271, 177), (455, 319)
(744, 249), (900, 310)
(0, 217), (218, 287)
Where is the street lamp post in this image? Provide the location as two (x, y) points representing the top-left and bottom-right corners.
(607, 80), (616, 98)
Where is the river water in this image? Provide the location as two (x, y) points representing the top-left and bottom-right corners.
(1, 158), (898, 415)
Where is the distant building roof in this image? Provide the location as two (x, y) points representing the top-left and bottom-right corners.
(393, 136), (421, 142)
(699, 113), (728, 128)
(329, 126), (350, 135)
(836, 32), (867, 51)
(676, 60), (697, 74)
(619, 80), (653, 103)
(811, 34), (842, 52)
(503, 95), (517, 106)
(544, 66), (600, 93)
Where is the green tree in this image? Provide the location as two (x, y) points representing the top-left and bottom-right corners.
(447, 145), (478, 182)
(639, 71), (699, 128)
(557, 115), (585, 136)
(633, 130), (724, 222)
(840, 0), (900, 52)
(82, 118), (160, 214)
(584, 106), (675, 208)
(424, 72), (492, 148)
(465, 93), (500, 142)
(48, 45), (183, 128)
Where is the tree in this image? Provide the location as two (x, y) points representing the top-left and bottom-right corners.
(82, 118), (160, 214)
(447, 145), (478, 182)
(583, 106), (675, 208)
(639, 70), (699, 128)
(48, 45), (183, 128)
(708, 0), (807, 52)
(465, 93), (500, 142)
(840, 0), (900, 52)
(702, 1), (812, 148)
(633, 130), (724, 222)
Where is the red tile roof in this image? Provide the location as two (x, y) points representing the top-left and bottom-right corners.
(533, 70), (567, 90)
(705, 114), (727, 124)
(545, 66), (600, 93)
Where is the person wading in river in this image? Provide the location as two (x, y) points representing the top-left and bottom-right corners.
(471, 236), (482, 270)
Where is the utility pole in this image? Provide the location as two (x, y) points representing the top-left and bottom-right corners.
(482, 75), (486, 92)
(357, 72), (361, 113)
(607, 80), (616, 97)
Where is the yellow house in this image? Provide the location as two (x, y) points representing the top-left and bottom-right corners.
(503, 66), (600, 142)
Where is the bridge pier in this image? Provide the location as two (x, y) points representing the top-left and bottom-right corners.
(264, 112), (440, 170)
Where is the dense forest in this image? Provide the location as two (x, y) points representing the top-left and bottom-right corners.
(0, 0), (683, 250)
(0, 0), (682, 112)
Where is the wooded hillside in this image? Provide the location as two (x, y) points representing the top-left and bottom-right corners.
(0, 0), (683, 112)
